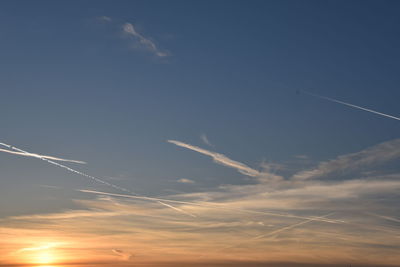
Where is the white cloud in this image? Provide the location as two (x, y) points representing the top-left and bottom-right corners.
(97, 16), (112, 22)
(294, 154), (309, 160)
(168, 140), (260, 177)
(122, 22), (168, 57)
(200, 134), (214, 147)
(177, 178), (195, 184)
(292, 138), (400, 181)
(2, 138), (399, 265)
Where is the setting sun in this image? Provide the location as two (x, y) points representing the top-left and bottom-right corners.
(0, 1), (400, 267)
(17, 243), (62, 266)
(33, 250), (55, 264)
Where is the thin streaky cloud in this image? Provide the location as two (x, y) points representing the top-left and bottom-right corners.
(219, 213), (334, 251)
(157, 201), (197, 218)
(80, 189), (344, 224)
(292, 138), (400, 180)
(0, 148), (86, 164)
(177, 178), (195, 184)
(250, 213), (334, 241)
(18, 243), (59, 253)
(365, 212), (400, 223)
(301, 90), (400, 121)
(168, 140), (260, 177)
(200, 133), (214, 147)
(39, 184), (61, 189)
(98, 16), (112, 22)
(0, 141), (190, 217)
(122, 22), (168, 57)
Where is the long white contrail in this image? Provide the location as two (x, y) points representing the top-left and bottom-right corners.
(301, 90), (400, 121)
(0, 142), (130, 193)
(80, 189), (345, 224)
(0, 142), (192, 217)
(0, 148), (86, 164)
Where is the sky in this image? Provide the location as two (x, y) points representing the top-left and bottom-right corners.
(0, 0), (400, 266)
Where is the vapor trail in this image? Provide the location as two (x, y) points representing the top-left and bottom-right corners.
(365, 212), (400, 223)
(301, 90), (400, 121)
(0, 142), (192, 217)
(199, 213), (334, 257)
(221, 213), (334, 251)
(80, 189), (345, 224)
(168, 140), (260, 177)
(0, 148), (86, 164)
(157, 201), (197, 217)
(250, 213), (334, 241)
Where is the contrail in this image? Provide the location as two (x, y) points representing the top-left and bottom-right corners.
(365, 212), (400, 223)
(300, 90), (400, 121)
(0, 142), (130, 193)
(0, 142), (192, 217)
(80, 189), (345, 224)
(247, 212), (334, 242)
(168, 140), (260, 177)
(223, 213), (334, 249)
(0, 141), (345, 224)
(157, 201), (197, 218)
(200, 213), (334, 257)
(0, 148), (86, 164)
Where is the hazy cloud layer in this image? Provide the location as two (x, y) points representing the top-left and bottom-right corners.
(292, 139), (400, 181)
(1, 139), (399, 265)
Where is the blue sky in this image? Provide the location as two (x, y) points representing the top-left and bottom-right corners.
(0, 1), (399, 266)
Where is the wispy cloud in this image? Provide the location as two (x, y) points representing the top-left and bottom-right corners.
(168, 140), (260, 177)
(219, 213), (334, 251)
(177, 178), (195, 184)
(0, 141), (192, 217)
(200, 134), (214, 147)
(0, 148), (86, 164)
(1, 138), (399, 265)
(294, 154), (309, 160)
(122, 22), (168, 57)
(292, 138), (400, 181)
(80, 189), (344, 224)
(97, 16), (112, 22)
(157, 201), (197, 218)
(112, 249), (134, 260)
(3, 167), (400, 266)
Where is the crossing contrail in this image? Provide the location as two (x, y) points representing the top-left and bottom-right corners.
(300, 90), (400, 121)
(0, 141), (192, 217)
(79, 189), (345, 224)
(217, 213), (334, 251)
(0, 142), (130, 192)
(157, 201), (197, 217)
(0, 148), (86, 164)
(0, 141), (345, 224)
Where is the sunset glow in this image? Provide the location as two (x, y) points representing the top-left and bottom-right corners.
(1, 1), (400, 267)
